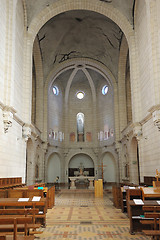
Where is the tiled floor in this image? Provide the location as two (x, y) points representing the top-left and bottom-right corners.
(37, 189), (151, 239)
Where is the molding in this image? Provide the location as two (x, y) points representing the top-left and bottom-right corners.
(140, 112), (152, 125)
(0, 101), (5, 110)
(148, 104), (160, 113)
(149, 105), (160, 131)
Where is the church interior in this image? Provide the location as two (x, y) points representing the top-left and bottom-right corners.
(0, 0), (160, 239)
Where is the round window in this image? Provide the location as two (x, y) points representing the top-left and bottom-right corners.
(76, 91), (85, 99)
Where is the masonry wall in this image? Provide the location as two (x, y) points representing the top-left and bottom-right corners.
(0, 108), (26, 181)
(68, 81), (93, 146)
(0, 0), (6, 102)
(48, 81), (64, 146)
(131, 0), (160, 180)
(0, 1), (27, 182)
(97, 79), (115, 146)
(140, 119), (160, 180)
(135, 1), (152, 119)
(12, 1), (25, 117)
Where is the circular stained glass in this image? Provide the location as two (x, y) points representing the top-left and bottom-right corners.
(102, 85), (108, 95)
(52, 86), (59, 95)
(76, 91), (85, 99)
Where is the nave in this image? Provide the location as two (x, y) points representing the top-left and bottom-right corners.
(37, 190), (150, 240)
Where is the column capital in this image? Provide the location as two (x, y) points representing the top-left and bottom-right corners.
(132, 122), (142, 141)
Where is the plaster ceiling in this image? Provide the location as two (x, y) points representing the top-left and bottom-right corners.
(29, 1), (133, 84)
(36, 10), (126, 80)
(26, 0), (135, 27)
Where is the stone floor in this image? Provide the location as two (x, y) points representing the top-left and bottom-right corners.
(36, 189), (151, 240)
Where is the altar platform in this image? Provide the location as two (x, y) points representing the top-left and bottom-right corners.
(69, 176), (95, 190)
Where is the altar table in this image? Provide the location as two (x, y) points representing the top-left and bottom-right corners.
(69, 176), (94, 189)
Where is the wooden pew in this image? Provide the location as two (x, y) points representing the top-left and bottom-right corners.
(46, 186), (55, 209)
(0, 178), (25, 190)
(0, 217), (34, 240)
(7, 187), (55, 209)
(127, 200), (160, 234)
(141, 187), (160, 201)
(7, 189), (44, 199)
(0, 208), (42, 235)
(0, 186), (55, 210)
(142, 213), (160, 239)
(126, 188), (142, 216)
(0, 198), (47, 227)
(153, 181), (160, 188)
(140, 206), (160, 239)
(27, 183), (45, 188)
(112, 185), (121, 209)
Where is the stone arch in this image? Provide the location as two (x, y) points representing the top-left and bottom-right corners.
(68, 153), (94, 176)
(101, 150), (118, 183)
(118, 35), (129, 133)
(64, 67), (97, 106)
(23, 1), (138, 128)
(28, 0), (133, 45)
(22, 0), (27, 28)
(44, 58), (119, 144)
(32, 37), (44, 132)
(65, 149), (98, 182)
(46, 152), (62, 183)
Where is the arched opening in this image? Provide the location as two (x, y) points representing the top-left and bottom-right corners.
(47, 153), (61, 183)
(69, 154), (94, 177)
(68, 153), (94, 189)
(102, 152), (116, 186)
(30, 6), (133, 186)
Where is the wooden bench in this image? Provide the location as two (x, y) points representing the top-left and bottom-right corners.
(46, 186), (55, 209)
(0, 178), (25, 190)
(127, 200), (160, 234)
(5, 187), (55, 210)
(0, 217), (35, 240)
(112, 185), (121, 209)
(0, 198), (47, 227)
(0, 208), (42, 236)
(126, 188), (142, 216)
(140, 206), (160, 239)
(7, 190), (44, 199)
(142, 213), (160, 239)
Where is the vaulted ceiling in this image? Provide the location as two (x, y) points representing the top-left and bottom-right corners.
(28, 1), (133, 80)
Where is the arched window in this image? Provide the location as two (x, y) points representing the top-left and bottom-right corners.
(77, 113), (84, 142)
(52, 86), (59, 95)
(102, 85), (108, 95)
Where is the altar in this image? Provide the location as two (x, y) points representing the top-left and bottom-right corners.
(69, 176), (95, 189)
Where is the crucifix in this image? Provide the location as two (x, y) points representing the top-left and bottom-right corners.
(98, 161), (107, 181)
(155, 169), (160, 182)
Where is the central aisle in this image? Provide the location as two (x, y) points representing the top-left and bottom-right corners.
(37, 189), (150, 239)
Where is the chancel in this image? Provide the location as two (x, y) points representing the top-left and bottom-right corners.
(69, 162), (94, 189)
(1, 1), (160, 239)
